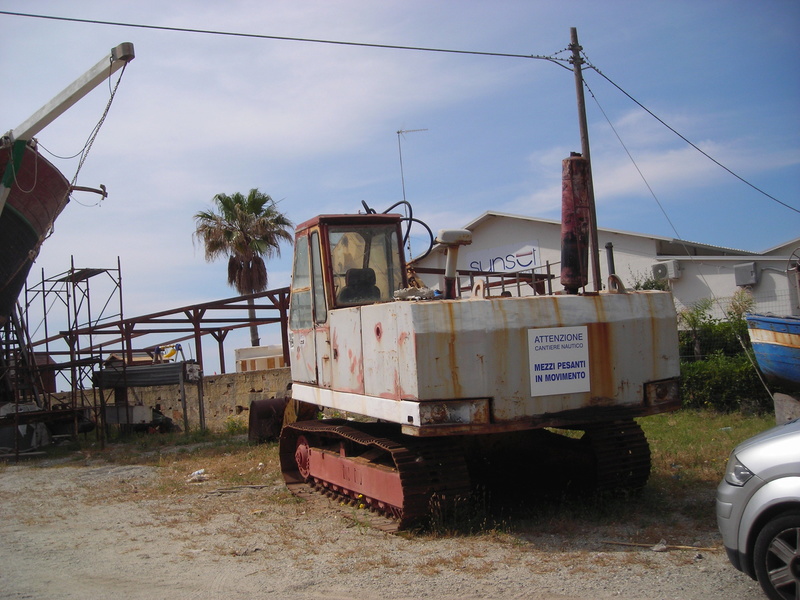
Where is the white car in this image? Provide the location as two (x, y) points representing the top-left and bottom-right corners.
(716, 418), (800, 600)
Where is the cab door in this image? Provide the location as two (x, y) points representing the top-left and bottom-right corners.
(310, 231), (332, 388)
(288, 232), (317, 383)
(288, 230), (331, 386)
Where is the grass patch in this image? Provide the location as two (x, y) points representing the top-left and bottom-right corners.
(497, 410), (775, 546)
(644, 409), (774, 489)
(24, 430), (285, 504)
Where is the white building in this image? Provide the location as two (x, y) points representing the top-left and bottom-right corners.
(414, 211), (800, 318)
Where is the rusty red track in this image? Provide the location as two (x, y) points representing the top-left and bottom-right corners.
(279, 419), (471, 530)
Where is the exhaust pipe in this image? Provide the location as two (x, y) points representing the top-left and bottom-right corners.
(560, 153), (591, 294)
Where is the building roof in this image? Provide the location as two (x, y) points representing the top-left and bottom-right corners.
(760, 237), (800, 255)
(463, 210), (790, 257)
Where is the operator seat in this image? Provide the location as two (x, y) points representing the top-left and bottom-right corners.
(337, 268), (381, 305)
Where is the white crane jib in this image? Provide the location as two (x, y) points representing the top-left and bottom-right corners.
(0, 42), (135, 216)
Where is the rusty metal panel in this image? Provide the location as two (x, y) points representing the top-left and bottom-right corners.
(407, 299), (497, 401)
(373, 291), (678, 416)
(329, 308), (365, 394)
(289, 327), (317, 384)
(360, 302), (424, 400)
(362, 302), (401, 398)
(418, 398), (491, 426)
(307, 446), (404, 506)
(307, 290), (680, 430)
(315, 327), (332, 389)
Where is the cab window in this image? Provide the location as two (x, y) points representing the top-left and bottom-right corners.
(329, 224), (404, 307)
(310, 231), (327, 324)
(289, 234), (312, 330)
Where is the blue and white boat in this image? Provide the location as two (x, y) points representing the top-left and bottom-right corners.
(746, 313), (800, 391)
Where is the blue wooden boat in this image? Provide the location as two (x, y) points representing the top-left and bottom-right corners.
(746, 313), (800, 391)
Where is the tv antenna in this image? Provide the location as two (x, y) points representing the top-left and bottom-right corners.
(396, 128), (427, 256)
(396, 128), (428, 204)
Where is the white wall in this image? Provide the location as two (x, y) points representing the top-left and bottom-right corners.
(414, 213), (799, 317)
(670, 257), (798, 318)
(416, 214), (660, 296)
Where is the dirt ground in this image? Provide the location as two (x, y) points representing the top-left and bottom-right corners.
(0, 451), (765, 600)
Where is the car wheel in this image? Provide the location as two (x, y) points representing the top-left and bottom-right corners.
(754, 512), (800, 600)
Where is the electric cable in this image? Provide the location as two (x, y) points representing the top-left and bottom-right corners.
(0, 10), (567, 64)
(2, 10), (792, 216)
(583, 75), (775, 401)
(581, 54), (799, 215)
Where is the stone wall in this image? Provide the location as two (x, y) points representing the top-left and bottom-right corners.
(127, 367), (292, 432)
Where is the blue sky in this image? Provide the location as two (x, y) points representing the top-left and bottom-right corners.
(2, 1), (798, 370)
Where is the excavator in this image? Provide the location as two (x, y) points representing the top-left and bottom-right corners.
(277, 153), (681, 529)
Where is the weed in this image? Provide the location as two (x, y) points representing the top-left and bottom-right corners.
(416, 551), (472, 576)
(223, 415), (248, 435)
(426, 486), (509, 537)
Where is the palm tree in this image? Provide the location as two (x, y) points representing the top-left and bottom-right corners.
(194, 189), (293, 346)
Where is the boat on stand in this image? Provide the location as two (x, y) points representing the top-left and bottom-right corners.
(746, 250), (800, 422)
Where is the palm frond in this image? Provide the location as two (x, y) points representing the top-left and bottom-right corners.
(194, 187), (294, 294)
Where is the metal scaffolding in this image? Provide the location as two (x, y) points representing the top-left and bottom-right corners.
(1, 256), (290, 447)
(22, 257), (123, 414)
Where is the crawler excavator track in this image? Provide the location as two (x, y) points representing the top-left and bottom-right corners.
(279, 419), (471, 531)
(584, 419), (652, 491)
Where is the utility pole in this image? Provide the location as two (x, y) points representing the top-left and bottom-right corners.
(569, 28), (602, 292)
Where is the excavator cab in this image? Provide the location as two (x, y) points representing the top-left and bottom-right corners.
(288, 213), (408, 385)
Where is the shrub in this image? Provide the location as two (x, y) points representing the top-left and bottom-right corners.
(223, 415), (248, 435)
(678, 318), (750, 360)
(680, 352), (772, 413)
(677, 290), (755, 361)
(629, 270), (670, 291)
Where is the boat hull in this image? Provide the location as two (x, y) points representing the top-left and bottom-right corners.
(0, 144), (71, 318)
(746, 313), (800, 391)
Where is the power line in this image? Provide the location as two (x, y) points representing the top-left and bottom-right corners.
(3, 10), (795, 215)
(0, 10), (566, 64)
(584, 81), (775, 399)
(583, 58), (800, 215)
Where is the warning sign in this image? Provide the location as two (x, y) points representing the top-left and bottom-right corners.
(527, 325), (591, 396)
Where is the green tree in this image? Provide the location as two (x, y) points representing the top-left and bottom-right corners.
(629, 269), (670, 291)
(725, 288), (755, 322)
(678, 298), (713, 361)
(194, 189), (293, 346)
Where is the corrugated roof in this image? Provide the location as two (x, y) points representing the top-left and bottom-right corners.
(462, 210), (783, 255)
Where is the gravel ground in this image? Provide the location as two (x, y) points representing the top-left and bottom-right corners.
(0, 457), (764, 600)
